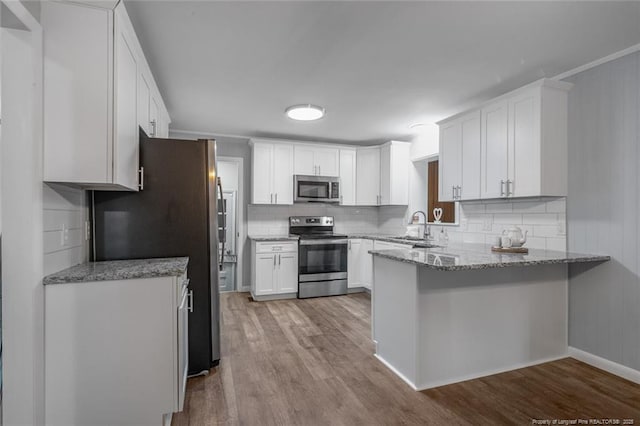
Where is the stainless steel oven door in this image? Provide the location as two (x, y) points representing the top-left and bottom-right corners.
(298, 239), (348, 281)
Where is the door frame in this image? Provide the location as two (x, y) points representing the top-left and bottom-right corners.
(218, 156), (245, 292)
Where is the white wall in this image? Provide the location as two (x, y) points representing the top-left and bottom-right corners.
(410, 123), (438, 161)
(43, 184), (89, 275)
(565, 51), (640, 374)
(1, 17), (45, 425)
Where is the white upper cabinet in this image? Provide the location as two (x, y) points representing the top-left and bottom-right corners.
(294, 145), (340, 176)
(339, 148), (357, 206)
(439, 79), (571, 201)
(379, 141), (411, 205)
(42, 1), (170, 191)
(480, 99), (510, 199)
(356, 146), (381, 206)
(250, 140), (294, 205)
(439, 111), (481, 202)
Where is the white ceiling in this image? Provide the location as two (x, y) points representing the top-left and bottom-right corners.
(125, 1), (640, 144)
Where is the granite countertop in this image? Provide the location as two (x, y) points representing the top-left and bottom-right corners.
(369, 243), (610, 271)
(248, 235), (300, 241)
(43, 257), (189, 285)
(348, 234), (428, 244)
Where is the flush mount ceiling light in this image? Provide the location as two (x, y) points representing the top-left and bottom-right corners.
(409, 122), (426, 129)
(285, 104), (325, 121)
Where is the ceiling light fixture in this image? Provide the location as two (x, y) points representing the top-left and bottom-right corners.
(285, 104), (325, 121)
(409, 122), (426, 129)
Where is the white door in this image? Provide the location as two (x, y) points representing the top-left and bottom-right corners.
(294, 146), (316, 175)
(347, 240), (362, 288)
(439, 121), (461, 202)
(277, 253), (298, 293)
(113, 17), (139, 191)
(509, 89), (541, 197)
(252, 143), (273, 204)
(272, 144), (294, 204)
(360, 239), (374, 289)
(460, 111), (481, 200)
(314, 147), (340, 177)
(379, 144), (391, 205)
(255, 254), (276, 295)
(481, 99), (509, 199)
(138, 73), (151, 136)
(356, 148), (380, 206)
(339, 149), (357, 206)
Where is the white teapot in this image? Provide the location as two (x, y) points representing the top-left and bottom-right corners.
(504, 226), (528, 247)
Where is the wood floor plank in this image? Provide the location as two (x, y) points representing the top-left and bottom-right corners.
(174, 292), (640, 426)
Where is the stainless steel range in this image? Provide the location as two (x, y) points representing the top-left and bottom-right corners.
(289, 216), (348, 299)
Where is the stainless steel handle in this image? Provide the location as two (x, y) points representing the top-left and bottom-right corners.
(348, 240), (352, 250)
(278, 254), (281, 266)
(300, 239), (349, 246)
(318, 165), (321, 175)
(457, 185), (461, 199)
(270, 193), (273, 204)
(138, 167), (144, 190)
(273, 255), (276, 266)
(452, 185), (456, 199)
(506, 180), (512, 197)
(182, 278), (190, 289)
(218, 177), (225, 270)
(275, 193), (278, 204)
(500, 180), (505, 197)
(187, 290), (194, 313)
(150, 120), (157, 137)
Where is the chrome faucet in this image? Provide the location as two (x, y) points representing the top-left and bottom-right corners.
(408, 210), (431, 240)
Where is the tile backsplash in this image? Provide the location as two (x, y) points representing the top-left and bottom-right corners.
(430, 198), (567, 250)
(248, 197), (567, 251)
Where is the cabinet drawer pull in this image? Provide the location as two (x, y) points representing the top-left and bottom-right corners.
(500, 180), (505, 197)
(187, 290), (194, 313)
(506, 180), (513, 196)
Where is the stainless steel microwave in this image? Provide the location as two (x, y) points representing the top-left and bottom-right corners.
(294, 175), (340, 203)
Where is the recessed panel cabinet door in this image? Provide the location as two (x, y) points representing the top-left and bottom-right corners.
(294, 146), (315, 175)
(509, 89), (541, 197)
(114, 17), (139, 191)
(460, 111), (481, 200)
(339, 149), (357, 205)
(439, 121), (461, 202)
(347, 239), (362, 288)
(277, 253), (298, 293)
(379, 144), (391, 205)
(356, 147), (381, 205)
(314, 147), (340, 177)
(272, 144), (294, 204)
(252, 144), (273, 204)
(255, 255), (276, 295)
(481, 99), (509, 199)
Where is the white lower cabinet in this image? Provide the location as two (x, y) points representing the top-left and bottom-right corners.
(347, 239), (363, 288)
(45, 273), (188, 425)
(251, 241), (299, 300)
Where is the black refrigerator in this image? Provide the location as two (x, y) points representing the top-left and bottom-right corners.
(93, 131), (221, 374)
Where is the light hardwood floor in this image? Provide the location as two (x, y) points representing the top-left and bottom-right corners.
(173, 292), (640, 425)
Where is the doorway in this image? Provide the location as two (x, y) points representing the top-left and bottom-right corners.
(217, 157), (244, 292)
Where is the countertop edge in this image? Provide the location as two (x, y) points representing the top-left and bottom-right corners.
(43, 257), (190, 285)
(369, 250), (611, 271)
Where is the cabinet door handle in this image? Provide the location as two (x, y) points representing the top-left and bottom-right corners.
(278, 254), (281, 266)
(506, 180), (513, 197)
(275, 193), (278, 204)
(318, 165), (321, 175)
(187, 290), (194, 313)
(500, 180), (505, 197)
(273, 256), (276, 267)
(138, 167), (144, 191)
(348, 240), (352, 250)
(452, 185), (456, 199)
(457, 185), (461, 199)
(270, 193), (273, 204)
(150, 120), (157, 137)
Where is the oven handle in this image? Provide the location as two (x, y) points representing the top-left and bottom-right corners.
(299, 239), (348, 246)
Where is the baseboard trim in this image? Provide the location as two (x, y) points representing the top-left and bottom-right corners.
(569, 347), (640, 385)
(373, 354), (419, 391)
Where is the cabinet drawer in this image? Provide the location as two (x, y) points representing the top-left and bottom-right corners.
(256, 241), (298, 254)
